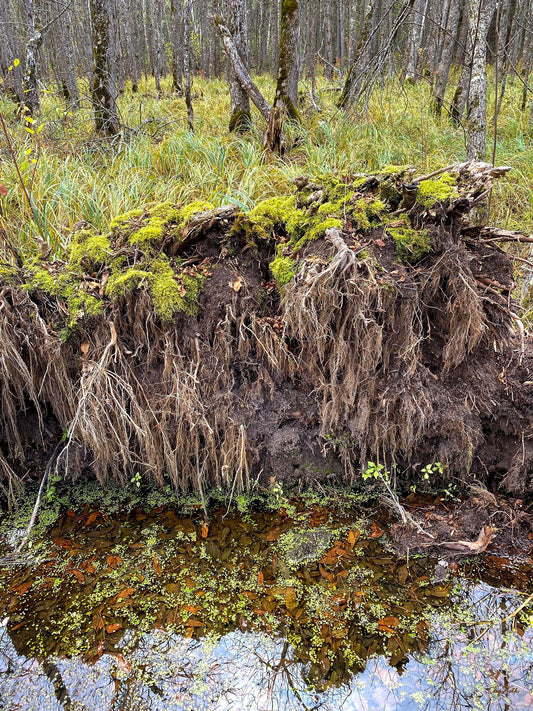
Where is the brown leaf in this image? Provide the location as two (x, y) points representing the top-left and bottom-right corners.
(106, 623), (122, 634)
(116, 588), (135, 601)
(201, 522), (209, 539)
(375, 238), (386, 248)
(397, 564), (408, 585)
(378, 616), (399, 634)
(231, 277), (243, 292)
(10, 621), (26, 632)
(348, 530), (360, 547)
(80, 341), (89, 356)
(370, 522), (384, 539)
(0, 185), (8, 197)
(185, 618), (203, 627)
(266, 528), (281, 542)
(285, 587), (298, 612)
(152, 555), (162, 576)
(71, 569), (84, 584)
(115, 653), (131, 673)
(92, 613), (105, 631)
(106, 555), (122, 570)
(11, 581), (32, 595)
(257, 570), (264, 586)
(85, 511), (98, 525)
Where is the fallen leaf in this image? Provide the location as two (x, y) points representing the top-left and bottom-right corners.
(0, 185), (8, 197)
(375, 238), (385, 248)
(80, 341), (89, 356)
(85, 511), (98, 525)
(257, 570), (264, 586)
(71, 569), (84, 584)
(11, 581), (32, 595)
(92, 613), (105, 631)
(185, 618), (203, 627)
(152, 555), (162, 576)
(370, 522), (384, 538)
(97, 639), (104, 657)
(397, 564), (408, 585)
(115, 653), (131, 673)
(285, 587), (298, 612)
(184, 604), (199, 613)
(107, 622), (122, 634)
(106, 555), (122, 570)
(201, 522), (209, 539)
(266, 528), (281, 542)
(116, 588), (135, 601)
(378, 616), (399, 634)
(231, 277), (243, 292)
(348, 530), (360, 546)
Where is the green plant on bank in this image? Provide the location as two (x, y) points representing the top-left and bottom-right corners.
(0, 70), (530, 285)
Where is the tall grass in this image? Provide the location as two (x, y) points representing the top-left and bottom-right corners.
(0, 71), (532, 259)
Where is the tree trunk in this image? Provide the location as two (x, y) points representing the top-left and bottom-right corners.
(89, 0), (120, 135)
(432, 0), (463, 115)
(225, 0), (252, 132)
(183, 0), (194, 132)
(466, 0), (497, 160)
(171, 0), (183, 93)
(274, 0), (300, 121)
(22, 0), (42, 116)
(404, 0), (426, 82)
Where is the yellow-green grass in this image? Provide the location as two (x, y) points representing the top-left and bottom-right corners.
(0, 71), (531, 265)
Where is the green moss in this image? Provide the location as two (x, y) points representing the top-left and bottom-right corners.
(148, 256), (205, 321)
(417, 173), (458, 208)
(25, 266), (103, 332)
(0, 264), (19, 283)
(68, 230), (111, 273)
(246, 196), (302, 239)
(305, 217), (343, 243)
(389, 226), (432, 264)
(351, 198), (386, 230)
(270, 251), (296, 287)
(110, 201), (214, 251)
(105, 267), (151, 299)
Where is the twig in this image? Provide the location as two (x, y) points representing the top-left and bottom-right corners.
(14, 438), (65, 554)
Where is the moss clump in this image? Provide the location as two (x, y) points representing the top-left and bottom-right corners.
(417, 173), (458, 208)
(270, 250), (296, 288)
(68, 230), (111, 273)
(105, 267), (151, 299)
(0, 264), (19, 284)
(352, 198), (387, 231)
(110, 200), (214, 251)
(148, 256), (206, 322)
(389, 226), (432, 264)
(25, 266), (103, 332)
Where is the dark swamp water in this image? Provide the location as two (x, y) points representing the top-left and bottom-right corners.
(0, 500), (532, 711)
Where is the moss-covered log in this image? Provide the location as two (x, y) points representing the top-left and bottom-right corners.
(0, 162), (531, 502)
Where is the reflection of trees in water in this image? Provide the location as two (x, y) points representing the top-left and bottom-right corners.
(411, 584), (533, 711)
(0, 611), (532, 711)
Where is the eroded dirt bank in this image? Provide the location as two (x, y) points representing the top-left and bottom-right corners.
(0, 162), (531, 500)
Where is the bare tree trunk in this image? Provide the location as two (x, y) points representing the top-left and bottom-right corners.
(404, 0), (426, 82)
(22, 0), (42, 116)
(432, 0), (463, 115)
(215, 15), (273, 123)
(171, 0), (183, 92)
(183, 0), (194, 131)
(466, 0), (497, 160)
(274, 0), (300, 121)
(225, 0), (252, 132)
(89, 0), (120, 135)
(337, 1), (375, 109)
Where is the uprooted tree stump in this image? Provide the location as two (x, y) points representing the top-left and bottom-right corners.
(0, 162), (532, 503)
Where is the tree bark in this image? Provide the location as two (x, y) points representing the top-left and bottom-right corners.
(225, 0), (252, 132)
(22, 0), (42, 116)
(432, 0), (463, 115)
(183, 0), (194, 132)
(274, 0), (301, 121)
(466, 0), (497, 160)
(89, 0), (120, 135)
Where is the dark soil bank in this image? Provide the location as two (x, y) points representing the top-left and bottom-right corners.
(0, 162), (531, 498)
